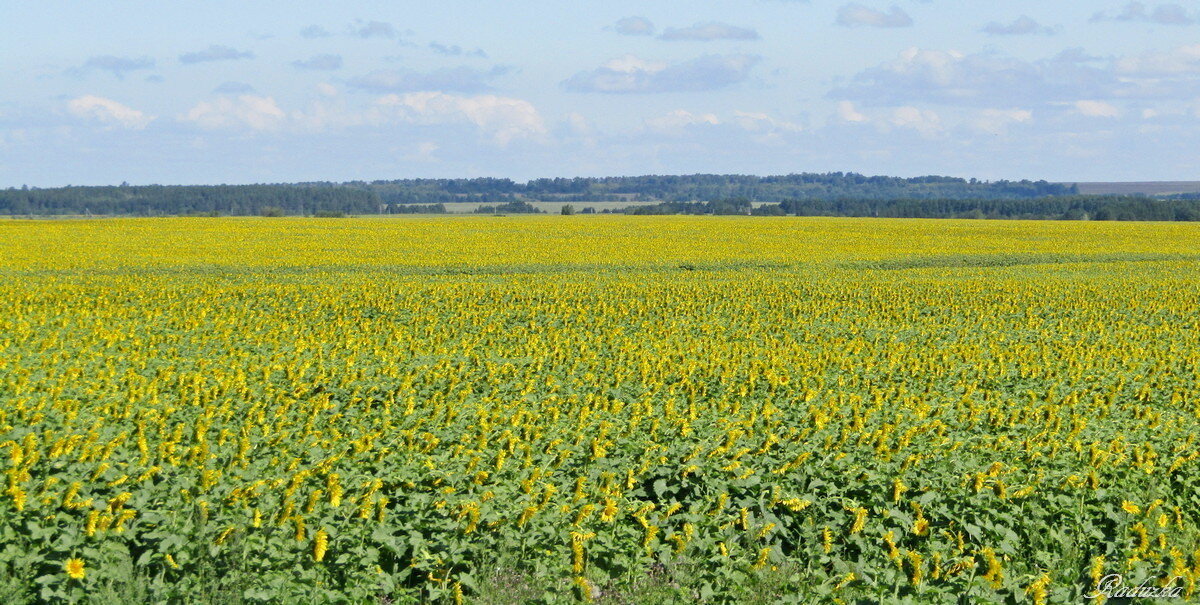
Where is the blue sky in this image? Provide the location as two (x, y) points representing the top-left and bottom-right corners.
(4, 0), (1200, 185)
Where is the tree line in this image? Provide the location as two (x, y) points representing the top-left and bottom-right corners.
(351, 173), (1076, 203)
(617, 195), (1200, 221)
(5, 175), (1198, 220)
(2, 173), (1079, 216)
(0, 184), (381, 216)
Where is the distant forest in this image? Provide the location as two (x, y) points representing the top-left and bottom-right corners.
(629, 195), (1200, 221)
(2, 173), (1198, 220)
(0, 184), (381, 217)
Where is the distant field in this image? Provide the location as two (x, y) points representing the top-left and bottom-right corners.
(1072, 181), (1200, 195)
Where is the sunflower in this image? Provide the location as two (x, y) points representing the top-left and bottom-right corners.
(64, 558), (85, 580)
(313, 529), (329, 562)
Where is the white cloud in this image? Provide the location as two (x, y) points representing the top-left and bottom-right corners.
(1091, 2), (1198, 25)
(292, 54), (343, 71)
(659, 22), (760, 41)
(644, 109), (720, 133)
(1115, 44), (1200, 75)
(403, 141), (439, 162)
(972, 108), (1032, 134)
(1074, 100), (1120, 118)
(836, 4), (913, 28)
(557, 113), (597, 148)
(889, 106), (941, 135)
(981, 16), (1056, 36)
(428, 42), (487, 58)
(563, 54), (759, 93)
(213, 81), (255, 94)
(348, 20), (397, 39)
(173, 89), (547, 144)
(564, 112), (592, 135)
(732, 110), (802, 133)
(67, 95), (154, 129)
(836, 100), (868, 123)
(182, 95), (286, 131)
(348, 66), (507, 93)
(833, 47), (1117, 107)
(375, 92), (547, 145)
(300, 25), (331, 39)
(890, 47), (963, 86)
(285, 95), (367, 134)
(179, 45), (254, 64)
(603, 55), (668, 74)
(637, 109), (801, 139)
(72, 55), (155, 78)
(614, 16), (655, 36)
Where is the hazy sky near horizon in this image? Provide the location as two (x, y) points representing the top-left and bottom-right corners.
(4, 1), (1200, 186)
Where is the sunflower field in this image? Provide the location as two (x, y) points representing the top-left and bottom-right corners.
(1, 216), (1199, 603)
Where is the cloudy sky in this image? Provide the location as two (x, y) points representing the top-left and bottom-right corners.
(4, 0), (1200, 186)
